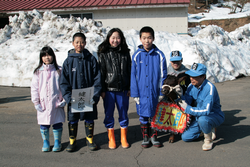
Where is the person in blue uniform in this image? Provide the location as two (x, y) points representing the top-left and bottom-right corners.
(181, 63), (225, 151)
(130, 26), (167, 148)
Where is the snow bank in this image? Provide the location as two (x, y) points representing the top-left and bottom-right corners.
(0, 10), (250, 87)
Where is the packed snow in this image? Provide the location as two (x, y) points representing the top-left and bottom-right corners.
(0, 2), (250, 87)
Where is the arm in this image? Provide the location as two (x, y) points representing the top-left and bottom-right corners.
(98, 52), (107, 93)
(130, 52), (139, 97)
(159, 51), (168, 96)
(184, 85), (215, 116)
(59, 59), (72, 104)
(92, 56), (102, 104)
(31, 73), (40, 106)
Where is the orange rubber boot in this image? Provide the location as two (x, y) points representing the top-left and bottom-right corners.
(108, 128), (116, 149)
(120, 127), (129, 148)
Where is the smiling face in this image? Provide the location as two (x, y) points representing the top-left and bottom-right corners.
(190, 75), (205, 87)
(109, 31), (121, 48)
(42, 53), (53, 65)
(171, 60), (182, 70)
(72, 36), (86, 53)
(140, 32), (154, 52)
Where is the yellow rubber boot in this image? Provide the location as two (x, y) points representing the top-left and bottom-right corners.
(120, 127), (129, 148)
(108, 128), (116, 149)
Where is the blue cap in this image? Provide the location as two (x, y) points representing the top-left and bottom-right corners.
(170, 50), (182, 61)
(185, 63), (207, 77)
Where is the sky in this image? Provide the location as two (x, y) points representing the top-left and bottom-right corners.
(0, 1), (250, 87)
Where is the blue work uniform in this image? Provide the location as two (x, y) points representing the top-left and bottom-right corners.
(181, 79), (225, 141)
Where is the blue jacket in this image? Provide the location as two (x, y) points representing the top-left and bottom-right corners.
(183, 79), (224, 119)
(60, 49), (102, 121)
(130, 44), (167, 117)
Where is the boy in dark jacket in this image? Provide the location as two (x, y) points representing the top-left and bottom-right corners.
(60, 32), (102, 152)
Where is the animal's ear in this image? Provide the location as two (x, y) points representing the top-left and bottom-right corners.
(177, 72), (187, 84)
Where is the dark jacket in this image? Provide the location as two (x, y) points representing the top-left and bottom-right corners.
(60, 49), (102, 121)
(98, 46), (131, 92)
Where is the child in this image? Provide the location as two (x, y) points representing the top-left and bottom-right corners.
(31, 46), (66, 152)
(98, 28), (131, 149)
(60, 32), (102, 152)
(130, 26), (167, 148)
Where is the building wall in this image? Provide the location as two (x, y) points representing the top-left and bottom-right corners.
(93, 7), (188, 33)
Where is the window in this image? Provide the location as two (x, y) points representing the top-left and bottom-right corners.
(58, 13), (93, 19)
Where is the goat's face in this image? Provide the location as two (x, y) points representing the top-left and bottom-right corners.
(161, 75), (178, 96)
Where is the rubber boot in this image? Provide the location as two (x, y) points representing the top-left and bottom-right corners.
(66, 123), (78, 152)
(108, 128), (116, 149)
(85, 122), (97, 151)
(52, 128), (62, 152)
(202, 132), (213, 151)
(120, 127), (129, 149)
(151, 128), (162, 147)
(140, 123), (150, 148)
(40, 128), (50, 152)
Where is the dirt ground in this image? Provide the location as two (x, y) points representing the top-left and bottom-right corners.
(188, 1), (250, 32)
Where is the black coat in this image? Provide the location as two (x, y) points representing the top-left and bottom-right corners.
(60, 49), (102, 121)
(98, 47), (131, 92)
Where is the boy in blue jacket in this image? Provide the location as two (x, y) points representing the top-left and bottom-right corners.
(130, 26), (167, 148)
(181, 63), (225, 151)
(60, 32), (102, 152)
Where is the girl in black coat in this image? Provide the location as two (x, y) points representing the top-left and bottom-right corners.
(98, 28), (131, 149)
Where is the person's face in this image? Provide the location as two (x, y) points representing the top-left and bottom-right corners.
(171, 60), (182, 70)
(109, 31), (121, 48)
(190, 75), (205, 87)
(72, 37), (86, 53)
(140, 32), (154, 52)
(42, 53), (53, 65)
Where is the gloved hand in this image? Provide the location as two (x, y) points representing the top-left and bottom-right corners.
(90, 98), (95, 105)
(35, 104), (43, 112)
(179, 100), (188, 111)
(134, 97), (140, 105)
(59, 101), (66, 107)
(158, 96), (164, 102)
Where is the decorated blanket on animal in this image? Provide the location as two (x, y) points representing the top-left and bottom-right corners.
(151, 101), (191, 134)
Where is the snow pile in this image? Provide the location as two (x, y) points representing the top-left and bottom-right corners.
(0, 10), (250, 87)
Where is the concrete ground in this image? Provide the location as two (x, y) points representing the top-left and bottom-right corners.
(0, 77), (250, 167)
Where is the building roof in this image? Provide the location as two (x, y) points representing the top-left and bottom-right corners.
(0, 0), (190, 13)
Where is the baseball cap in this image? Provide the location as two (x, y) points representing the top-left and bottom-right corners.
(185, 63), (207, 77)
(170, 50), (182, 61)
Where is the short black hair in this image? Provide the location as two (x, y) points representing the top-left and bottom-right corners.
(139, 26), (155, 39)
(72, 32), (86, 42)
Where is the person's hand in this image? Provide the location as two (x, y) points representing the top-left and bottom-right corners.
(134, 97), (140, 105)
(35, 104), (43, 112)
(179, 100), (188, 111)
(158, 96), (164, 102)
(71, 98), (75, 103)
(101, 92), (105, 99)
(59, 101), (66, 107)
(90, 99), (95, 105)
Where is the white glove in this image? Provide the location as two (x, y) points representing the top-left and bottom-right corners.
(35, 104), (43, 112)
(90, 98), (95, 105)
(134, 97), (140, 105)
(179, 100), (188, 110)
(59, 101), (66, 107)
(158, 96), (164, 102)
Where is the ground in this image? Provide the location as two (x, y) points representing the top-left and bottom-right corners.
(188, 1), (250, 32)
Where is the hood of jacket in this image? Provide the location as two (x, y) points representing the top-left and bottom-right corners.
(68, 48), (92, 59)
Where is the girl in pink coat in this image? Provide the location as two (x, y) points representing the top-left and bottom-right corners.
(31, 46), (66, 152)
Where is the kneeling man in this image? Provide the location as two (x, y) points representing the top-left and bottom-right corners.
(181, 63), (225, 151)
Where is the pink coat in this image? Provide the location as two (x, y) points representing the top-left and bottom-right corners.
(31, 64), (65, 125)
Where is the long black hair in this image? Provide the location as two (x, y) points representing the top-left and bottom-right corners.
(98, 28), (130, 54)
(33, 46), (60, 74)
